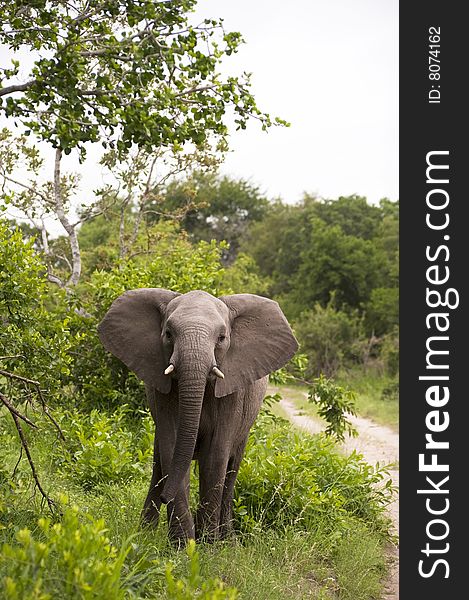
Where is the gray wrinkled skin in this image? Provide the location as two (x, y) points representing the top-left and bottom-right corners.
(98, 289), (298, 544)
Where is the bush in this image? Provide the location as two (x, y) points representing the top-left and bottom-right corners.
(0, 219), (74, 397)
(365, 287), (399, 336)
(380, 329), (399, 376)
(53, 407), (154, 489)
(235, 413), (393, 538)
(307, 375), (358, 441)
(0, 503), (129, 600)
(221, 252), (270, 295)
(0, 503), (238, 600)
(294, 301), (364, 377)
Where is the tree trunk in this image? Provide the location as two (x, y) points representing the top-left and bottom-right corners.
(53, 147), (81, 286)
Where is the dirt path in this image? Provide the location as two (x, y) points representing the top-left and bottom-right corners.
(269, 386), (399, 600)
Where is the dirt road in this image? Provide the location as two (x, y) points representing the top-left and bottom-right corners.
(268, 386), (399, 600)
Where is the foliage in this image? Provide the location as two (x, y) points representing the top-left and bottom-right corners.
(294, 301), (364, 377)
(53, 407), (154, 489)
(235, 413), (392, 536)
(0, 502), (129, 600)
(161, 172), (271, 263)
(241, 195), (398, 324)
(0, 1), (283, 157)
(365, 287), (399, 336)
(292, 217), (387, 311)
(305, 194), (383, 240)
(221, 252), (270, 295)
(0, 500), (239, 600)
(379, 329), (399, 377)
(0, 398), (392, 599)
(237, 195), (398, 377)
(241, 200), (305, 298)
(307, 375), (358, 441)
(0, 219), (73, 395)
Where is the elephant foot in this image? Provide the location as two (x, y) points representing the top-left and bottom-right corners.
(168, 507), (195, 548)
(218, 520), (236, 541)
(140, 498), (161, 528)
(195, 516), (223, 543)
(195, 528), (219, 544)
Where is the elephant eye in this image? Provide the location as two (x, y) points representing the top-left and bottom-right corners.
(165, 330), (172, 339)
(218, 334), (226, 343)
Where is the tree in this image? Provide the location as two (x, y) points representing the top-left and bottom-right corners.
(294, 302), (364, 377)
(239, 196), (399, 321)
(161, 172), (271, 263)
(240, 200), (307, 293)
(0, 128), (92, 287)
(305, 194), (383, 240)
(0, 1), (283, 286)
(0, 1), (279, 155)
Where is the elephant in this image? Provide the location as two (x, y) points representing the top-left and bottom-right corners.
(97, 288), (298, 544)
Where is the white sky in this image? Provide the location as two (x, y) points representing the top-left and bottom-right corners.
(193, 0), (399, 204)
(1, 0), (398, 225)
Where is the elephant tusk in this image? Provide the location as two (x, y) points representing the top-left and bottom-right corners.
(212, 366), (225, 379)
(164, 364), (174, 375)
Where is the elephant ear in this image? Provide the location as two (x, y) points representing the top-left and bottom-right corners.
(97, 288), (180, 394)
(216, 294), (298, 397)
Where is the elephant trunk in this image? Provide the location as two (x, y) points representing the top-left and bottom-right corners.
(160, 365), (208, 505)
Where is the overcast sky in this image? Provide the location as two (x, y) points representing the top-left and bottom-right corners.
(1, 0), (398, 217)
(193, 0), (399, 204)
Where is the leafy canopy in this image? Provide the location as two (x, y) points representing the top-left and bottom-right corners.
(0, 1), (284, 156)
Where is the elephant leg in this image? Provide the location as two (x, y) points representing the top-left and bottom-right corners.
(141, 435), (164, 526)
(219, 439), (248, 539)
(195, 448), (230, 542)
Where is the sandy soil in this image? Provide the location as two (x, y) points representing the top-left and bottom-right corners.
(269, 386), (399, 600)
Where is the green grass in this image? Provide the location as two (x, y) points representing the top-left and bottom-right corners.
(1, 488), (387, 600)
(335, 371), (398, 431)
(0, 405), (392, 599)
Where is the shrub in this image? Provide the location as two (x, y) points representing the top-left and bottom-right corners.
(0, 504), (129, 600)
(365, 287), (399, 337)
(380, 329), (399, 377)
(307, 375), (358, 441)
(53, 407), (154, 489)
(0, 219), (74, 396)
(294, 301), (364, 377)
(235, 413), (393, 538)
(0, 503), (239, 600)
(221, 252), (270, 295)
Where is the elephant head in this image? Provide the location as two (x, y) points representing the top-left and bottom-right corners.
(97, 288), (298, 504)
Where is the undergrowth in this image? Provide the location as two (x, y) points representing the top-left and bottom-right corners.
(0, 402), (394, 599)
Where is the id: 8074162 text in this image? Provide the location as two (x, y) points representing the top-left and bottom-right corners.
(428, 26), (441, 104)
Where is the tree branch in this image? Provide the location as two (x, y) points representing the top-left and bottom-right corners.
(0, 369), (65, 441)
(0, 170), (49, 203)
(0, 80), (36, 97)
(175, 84), (217, 98)
(5, 397), (55, 512)
(0, 392), (38, 428)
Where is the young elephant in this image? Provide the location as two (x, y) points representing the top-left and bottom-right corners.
(98, 289), (298, 544)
